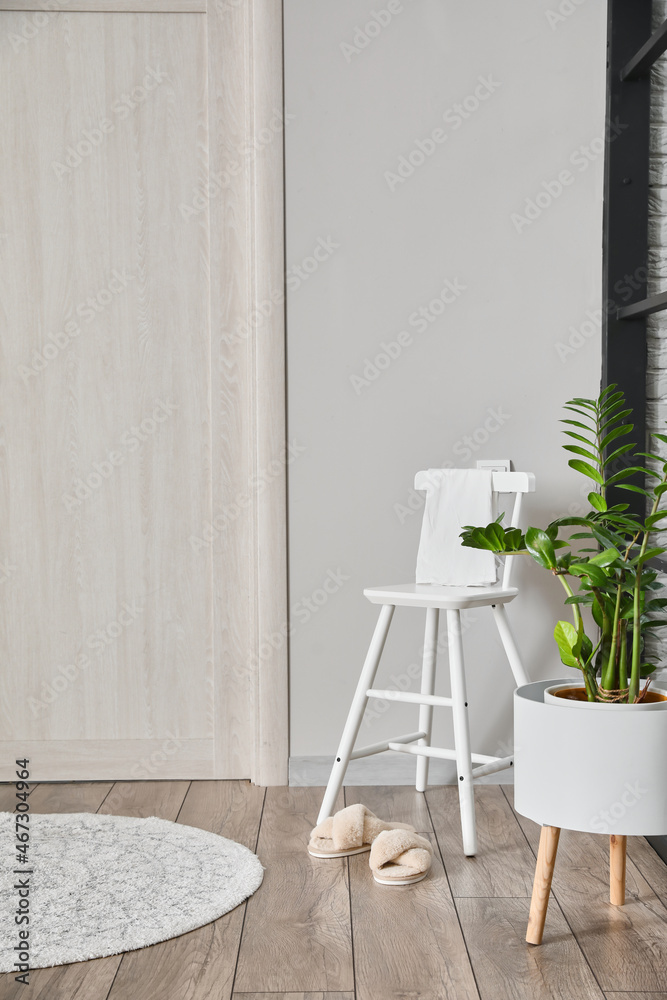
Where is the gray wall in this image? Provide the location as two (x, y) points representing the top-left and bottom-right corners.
(284, 0), (607, 769)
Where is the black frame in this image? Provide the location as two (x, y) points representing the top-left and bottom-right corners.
(603, 0), (667, 865)
(602, 0), (652, 511)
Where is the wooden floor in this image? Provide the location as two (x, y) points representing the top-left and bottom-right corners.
(2, 781), (667, 1000)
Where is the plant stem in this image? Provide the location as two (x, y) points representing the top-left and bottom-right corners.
(601, 584), (623, 692)
(619, 620), (628, 691)
(556, 573), (581, 630)
(628, 475), (667, 701)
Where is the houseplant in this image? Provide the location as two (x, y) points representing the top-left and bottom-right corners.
(460, 384), (667, 705)
(459, 386), (667, 941)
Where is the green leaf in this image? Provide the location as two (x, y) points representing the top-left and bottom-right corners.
(600, 425), (633, 450)
(569, 563), (609, 586)
(588, 492), (607, 512)
(601, 407), (632, 429)
(561, 419), (596, 433)
(646, 510), (667, 528)
(486, 521), (507, 550)
(568, 397), (597, 408)
(617, 484), (652, 497)
(553, 620), (580, 669)
(606, 466), (648, 486)
(549, 516), (594, 528)
(587, 547), (620, 567)
(460, 527), (499, 551)
(634, 547), (666, 565)
(525, 527), (557, 569)
(605, 442), (635, 466)
(564, 445), (600, 463)
(564, 430), (597, 447)
(568, 459), (603, 485)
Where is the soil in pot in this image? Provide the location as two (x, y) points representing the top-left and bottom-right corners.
(550, 686), (667, 704)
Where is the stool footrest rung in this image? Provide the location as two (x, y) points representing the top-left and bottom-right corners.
(350, 731), (426, 760)
(471, 755), (514, 778)
(366, 689), (453, 708)
(386, 743), (509, 768)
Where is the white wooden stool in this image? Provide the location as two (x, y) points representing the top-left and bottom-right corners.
(317, 470), (535, 855)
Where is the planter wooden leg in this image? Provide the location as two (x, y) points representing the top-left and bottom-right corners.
(526, 825), (560, 945)
(610, 834), (627, 906)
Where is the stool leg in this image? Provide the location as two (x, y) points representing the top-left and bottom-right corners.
(526, 825), (560, 945)
(492, 603), (529, 687)
(416, 607), (439, 792)
(447, 609), (477, 856)
(610, 834), (627, 906)
(317, 604), (395, 825)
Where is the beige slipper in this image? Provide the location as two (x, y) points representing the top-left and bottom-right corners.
(369, 828), (433, 885)
(308, 803), (415, 858)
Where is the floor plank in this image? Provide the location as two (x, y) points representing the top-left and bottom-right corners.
(346, 785), (479, 1000)
(26, 781), (113, 813)
(105, 780), (265, 1000)
(605, 995), (667, 999)
(457, 897), (605, 1000)
(0, 782), (120, 1000)
(626, 837), (667, 910)
(427, 785), (537, 897)
(0, 783), (39, 812)
(232, 995), (354, 1000)
(97, 779), (190, 819)
(234, 786), (352, 995)
(505, 788), (667, 992)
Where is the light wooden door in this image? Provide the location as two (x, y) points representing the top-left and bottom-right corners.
(0, 1), (288, 781)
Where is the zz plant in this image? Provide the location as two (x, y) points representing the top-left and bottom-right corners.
(460, 385), (667, 703)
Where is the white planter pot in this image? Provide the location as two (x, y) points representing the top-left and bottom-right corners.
(514, 679), (667, 836)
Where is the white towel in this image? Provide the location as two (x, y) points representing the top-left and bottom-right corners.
(415, 469), (496, 586)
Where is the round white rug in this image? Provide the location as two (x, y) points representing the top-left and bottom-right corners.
(0, 811), (264, 971)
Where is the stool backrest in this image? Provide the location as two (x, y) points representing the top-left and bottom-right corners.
(413, 470), (536, 588)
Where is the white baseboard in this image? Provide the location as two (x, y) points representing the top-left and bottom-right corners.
(289, 752), (515, 787)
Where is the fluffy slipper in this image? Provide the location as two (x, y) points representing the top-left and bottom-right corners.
(308, 804), (415, 858)
(369, 828), (433, 885)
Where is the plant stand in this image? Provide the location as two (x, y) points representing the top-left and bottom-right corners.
(526, 828), (627, 945)
(515, 680), (667, 946)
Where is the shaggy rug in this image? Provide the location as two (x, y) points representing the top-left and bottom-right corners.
(0, 812), (264, 972)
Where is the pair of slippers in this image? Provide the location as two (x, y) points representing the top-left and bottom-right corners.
(308, 803), (433, 885)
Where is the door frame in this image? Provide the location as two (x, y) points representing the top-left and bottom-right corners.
(210, 0), (288, 785)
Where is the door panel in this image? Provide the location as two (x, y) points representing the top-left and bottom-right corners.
(0, 11), (215, 775)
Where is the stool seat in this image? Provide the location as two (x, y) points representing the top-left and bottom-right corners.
(364, 583), (518, 609)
